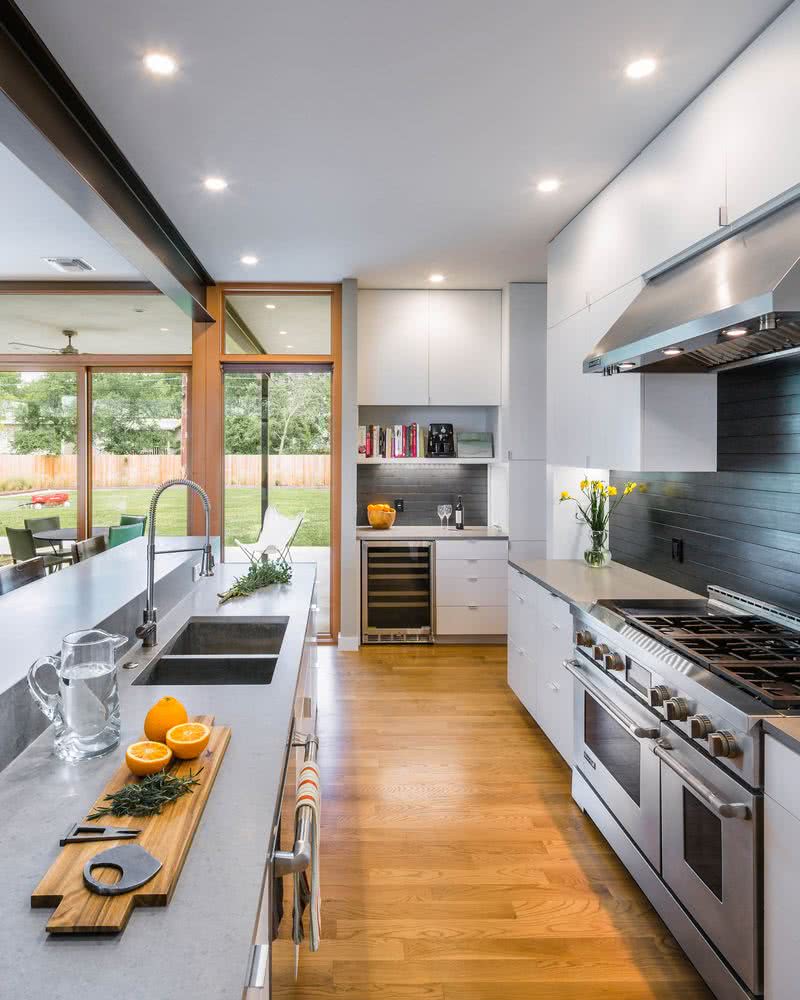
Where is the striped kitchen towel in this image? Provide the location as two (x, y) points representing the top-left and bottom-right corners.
(292, 757), (321, 954)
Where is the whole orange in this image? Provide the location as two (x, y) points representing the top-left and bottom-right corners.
(144, 696), (188, 743)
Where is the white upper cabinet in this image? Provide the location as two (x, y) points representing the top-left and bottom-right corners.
(428, 290), (502, 405)
(357, 289), (429, 405)
(547, 282), (717, 472)
(358, 289), (501, 406)
(504, 284), (546, 461)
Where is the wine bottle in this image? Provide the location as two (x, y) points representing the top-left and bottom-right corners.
(455, 495), (464, 530)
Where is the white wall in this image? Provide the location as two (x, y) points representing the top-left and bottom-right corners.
(338, 278), (359, 650)
(546, 466), (609, 559)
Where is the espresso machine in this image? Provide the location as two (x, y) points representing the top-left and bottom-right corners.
(427, 423), (455, 457)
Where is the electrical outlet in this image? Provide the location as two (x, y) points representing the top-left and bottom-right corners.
(671, 538), (684, 563)
(394, 498), (404, 512)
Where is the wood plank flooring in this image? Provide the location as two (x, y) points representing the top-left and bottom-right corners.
(274, 644), (712, 999)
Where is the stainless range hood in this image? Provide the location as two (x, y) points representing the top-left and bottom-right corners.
(584, 197), (800, 374)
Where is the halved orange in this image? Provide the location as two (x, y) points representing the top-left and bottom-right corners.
(126, 740), (173, 777)
(166, 722), (211, 760)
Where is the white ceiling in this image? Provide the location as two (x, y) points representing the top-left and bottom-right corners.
(17, 0), (791, 288)
(0, 142), (142, 281)
(0, 294), (191, 354)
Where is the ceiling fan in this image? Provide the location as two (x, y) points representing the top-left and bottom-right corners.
(10, 329), (80, 355)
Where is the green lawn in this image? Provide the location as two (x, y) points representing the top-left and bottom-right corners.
(0, 486), (329, 548)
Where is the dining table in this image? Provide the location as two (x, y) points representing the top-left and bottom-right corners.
(32, 526), (108, 553)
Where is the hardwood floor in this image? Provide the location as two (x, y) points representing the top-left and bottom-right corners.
(274, 643), (712, 999)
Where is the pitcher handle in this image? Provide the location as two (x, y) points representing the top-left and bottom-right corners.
(111, 634), (128, 653)
(27, 655), (61, 723)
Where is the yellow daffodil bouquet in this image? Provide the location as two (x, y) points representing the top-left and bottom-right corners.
(559, 477), (637, 568)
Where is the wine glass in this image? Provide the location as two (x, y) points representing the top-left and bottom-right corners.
(437, 504), (447, 529)
(443, 504), (453, 529)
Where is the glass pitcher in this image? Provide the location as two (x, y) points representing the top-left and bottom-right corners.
(28, 629), (127, 762)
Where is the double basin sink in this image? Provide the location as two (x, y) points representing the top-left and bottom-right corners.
(133, 617), (288, 686)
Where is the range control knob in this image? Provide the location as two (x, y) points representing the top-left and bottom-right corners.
(648, 685), (670, 708)
(605, 653), (625, 672)
(688, 715), (713, 738)
(664, 697), (689, 722)
(575, 630), (594, 648)
(593, 644), (610, 661)
(707, 731), (740, 758)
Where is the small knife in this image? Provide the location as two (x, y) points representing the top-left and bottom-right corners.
(60, 822), (141, 846)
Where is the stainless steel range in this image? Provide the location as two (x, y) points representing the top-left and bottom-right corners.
(567, 585), (800, 1000)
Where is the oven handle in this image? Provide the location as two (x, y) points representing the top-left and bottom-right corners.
(653, 741), (751, 820)
(273, 735), (319, 877)
(563, 659), (659, 740)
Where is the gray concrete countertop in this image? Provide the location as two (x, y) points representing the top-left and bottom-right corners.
(0, 562), (316, 1000)
(357, 525), (508, 540)
(510, 557), (701, 606)
(763, 718), (800, 755)
(0, 536), (213, 700)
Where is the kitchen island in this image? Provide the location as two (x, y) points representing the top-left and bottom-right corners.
(0, 562), (317, 1000)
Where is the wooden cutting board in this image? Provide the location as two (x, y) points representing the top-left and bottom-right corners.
(32, 714), (231, 934)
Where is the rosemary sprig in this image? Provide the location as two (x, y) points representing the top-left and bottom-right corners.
(218, 558), (292, 604)
(87, 768), (203, 820)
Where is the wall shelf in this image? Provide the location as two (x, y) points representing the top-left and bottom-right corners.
(357, 456), (495, 465)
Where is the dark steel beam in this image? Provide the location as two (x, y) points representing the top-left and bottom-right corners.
(0, 1), (213, 322)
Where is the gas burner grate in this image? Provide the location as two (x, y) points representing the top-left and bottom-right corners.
(621, 610), (800, 708)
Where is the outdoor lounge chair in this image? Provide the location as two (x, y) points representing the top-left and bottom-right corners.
(235, 506), (304, 564)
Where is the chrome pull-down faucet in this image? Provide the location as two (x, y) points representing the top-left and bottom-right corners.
(135, 478), (215, 647)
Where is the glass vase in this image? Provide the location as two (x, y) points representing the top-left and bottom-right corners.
(584, 529), (611, 569)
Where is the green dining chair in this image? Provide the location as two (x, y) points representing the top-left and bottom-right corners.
(24, 515), (62, 552)
(107, 522), (145, 548)
(6, 527), (70, 572)
(120, 514), (147, 531)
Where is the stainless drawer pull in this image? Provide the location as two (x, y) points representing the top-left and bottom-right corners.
(274, 735), (319, 877)
(468, 577), (479, 583)
(546, 680), (560, 692)
(653, 741), (750, 820)
(551, 623), (560, 631)
(246, 943), (269, 989)
(513, 592), (524, 603)
(467, 604), (479, 610)
(563, 659), (659, 740)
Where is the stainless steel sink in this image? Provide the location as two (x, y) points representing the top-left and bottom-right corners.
(134, 617), (287, 686)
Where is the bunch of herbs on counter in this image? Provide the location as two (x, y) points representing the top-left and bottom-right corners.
(88, 768), (203, 820)
(218, 558), (293, 604)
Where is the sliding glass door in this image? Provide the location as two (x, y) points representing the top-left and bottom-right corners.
(0, 370), (78, 563)
(91, 371), (189, 536)
(223, 367), (332, 632)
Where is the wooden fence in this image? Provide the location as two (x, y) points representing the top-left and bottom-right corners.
(0, 453), (330, 490)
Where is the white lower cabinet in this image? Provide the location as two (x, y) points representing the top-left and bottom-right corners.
(764, 733), (800, 1000)
(434, 539), (508, 638)
(507, 566), (574, 765)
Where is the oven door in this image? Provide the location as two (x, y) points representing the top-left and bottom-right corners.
(566, 656), (661, 868)
(655, 727), (761, 994)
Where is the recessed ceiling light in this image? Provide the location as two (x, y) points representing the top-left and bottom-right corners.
(278, 330), (288, 336)
(265, 303), (276, 310)
(536, 178), (561, 193)
(663, 347), (683, 356)
(626, 57), (657, 80)
(618, 362), (636, 370)
(724, 327), (747, 337)
(429, 273), (446, 283)
(143, 52), (177, 76)
(160, 327), (169, 332)
(203, 176), (228, 192)
(240, 254), (258, 265)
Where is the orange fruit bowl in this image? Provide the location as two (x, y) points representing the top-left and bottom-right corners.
(367, 506), (396, 529)
(126, 740), (173, 777)
(166, 722), (211, 760)
(144, 696), (188, 743)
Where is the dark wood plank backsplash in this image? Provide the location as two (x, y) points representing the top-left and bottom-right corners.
(357, 464), (488, 527)
(610, 357), (800, 612)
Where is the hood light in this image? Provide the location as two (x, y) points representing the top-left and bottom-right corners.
(618, 362), (636, 370)
(724, 327), (747, 337)
(663, 347), (683, 356)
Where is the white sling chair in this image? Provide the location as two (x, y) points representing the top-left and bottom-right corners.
(235, 506), (304, 565)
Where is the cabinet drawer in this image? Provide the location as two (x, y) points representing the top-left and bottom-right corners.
(439, 559), (507, 580)
(436, 539), (508, 561)
(508, 637), (536, 717)
(536, 587), (573, 633)
(765, 734), (800, 821)
(437, 576), (506, 607)
(508, 565), (540, 604)
(436, 605), (507, 636)
(536, 658), (574, 765)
